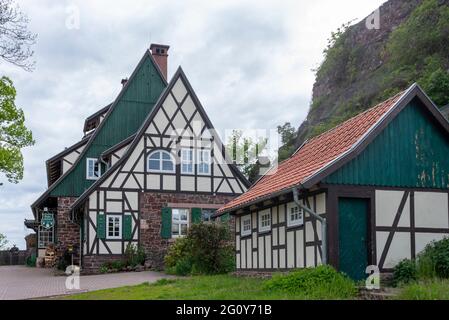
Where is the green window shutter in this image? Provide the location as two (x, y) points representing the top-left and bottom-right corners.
(191, 208), (202, 224)
(97, 213), (106, 239)
(161, 207), (172, 239)
(220, 213), (230, 222)
(123, 215), (133, 240)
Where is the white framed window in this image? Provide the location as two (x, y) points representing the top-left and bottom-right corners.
(197, 149), (211, 175)
(241, 215), (252, 237)
(107, 215), (122, 239)
(172, 208), (189, 237)
(181, 148), (193, 174)
(86, 158), (101, 180)
(258, 209), (271, 232)
(38, 225), (54, 248)
(148, 150), (175, 173)
(287, 202), (304, 227)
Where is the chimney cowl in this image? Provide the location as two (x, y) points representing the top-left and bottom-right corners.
(121, 78), (128, 87)
(150, 43), (169, 80)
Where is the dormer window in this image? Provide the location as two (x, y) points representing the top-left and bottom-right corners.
(86, 158), (101, 180)
(148, 150), (175, 173)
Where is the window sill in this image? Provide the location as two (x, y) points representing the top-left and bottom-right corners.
(286, 223), (303, 230)
(240, 233), (252, 239)
(258, 229), (272, 234)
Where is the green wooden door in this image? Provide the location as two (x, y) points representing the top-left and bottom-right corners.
(338, 198), (369, 281)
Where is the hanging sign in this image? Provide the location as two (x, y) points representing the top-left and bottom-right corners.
(41, 209), (54, 229)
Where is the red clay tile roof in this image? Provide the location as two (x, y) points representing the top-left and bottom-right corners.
(218, 89), (407, 213)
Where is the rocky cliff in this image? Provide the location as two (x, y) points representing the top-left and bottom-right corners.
(295, 0), (449, 146)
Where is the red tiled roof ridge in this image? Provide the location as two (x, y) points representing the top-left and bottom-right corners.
(217, 88), (408, 214)
(304, 90), (406, 146)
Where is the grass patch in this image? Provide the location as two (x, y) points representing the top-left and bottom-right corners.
(397, 279), (449, 300)
(64, 273), (356, 300)
(264, 266), (357, 299)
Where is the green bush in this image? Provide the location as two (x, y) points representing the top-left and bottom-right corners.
(417, 237), (449, 279)
(393, 259), (417, 287)
(164, 237), (190, 269)
(263, 265), (357, 299)
(124, 243), (146, 267)
(398, 279), (449, 300)
(164, 222), (234, 276)
(173, 257), (194, 276)
(26, 254), (36, 267)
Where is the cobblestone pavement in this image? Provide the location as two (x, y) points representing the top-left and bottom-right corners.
(0, 266), (171, 300)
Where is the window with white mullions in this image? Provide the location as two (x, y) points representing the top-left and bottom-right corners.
(181, 148), (193, 174)
(38, 225), (54, 248)
(287, 202), (304, 227)
(258, 209), (271, 232)
(107, 215), (122, 239)
(86, 158), (101, 180)
(241, 215), (251, 236)
(148, 150), (175, 173)
(198, 149), (211, 175)
(172, 208), (189, 237)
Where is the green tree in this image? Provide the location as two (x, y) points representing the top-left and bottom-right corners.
(420, 68), (449, 107)
(0, 76), (34, 183)
(226, 130), (267, 184)
(0, 233), (8, 249)
(277, 122), (297, 162)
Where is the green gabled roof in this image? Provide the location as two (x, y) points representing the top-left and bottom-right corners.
(31, 49), (167, 213)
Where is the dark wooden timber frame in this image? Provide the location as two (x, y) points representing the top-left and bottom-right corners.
(323, 184), (449, 272)
(31, 49), (169, 216)
(235, 189), (325, 271)
(84, 189), (141, 256)
(221, 84), (449, 216)
(71, 66), (250, 213)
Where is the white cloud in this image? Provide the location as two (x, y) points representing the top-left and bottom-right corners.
(0, 0), (385, 248)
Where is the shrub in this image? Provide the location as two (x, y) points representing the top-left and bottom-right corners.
(188, 223), (233, 274)
(125, 243), (146, 267)
(164, 222), (234, 276)
(417, 237), (449, 279)
(393, 259), (417, 287)
(173, 257), (194, 276)
(164, 237), (190, 269)
(99, 265), (108, 274)
(26, 254), (36, 267)
(398, 279), (449, 300)
(263, 265), (357, 299)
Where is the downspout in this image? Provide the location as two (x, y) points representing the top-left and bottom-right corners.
(292, 187), (328, 265)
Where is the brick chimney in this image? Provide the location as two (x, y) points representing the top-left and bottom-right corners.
(150, 43), (170, 80)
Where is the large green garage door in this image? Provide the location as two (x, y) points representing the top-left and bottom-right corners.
(338, 198), (369, 280)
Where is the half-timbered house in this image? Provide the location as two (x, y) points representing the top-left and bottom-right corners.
(27, 44), (249, 271)
(216, 84), (449, 280)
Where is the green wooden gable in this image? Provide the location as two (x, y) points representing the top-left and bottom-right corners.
(324, 99), (449, 189)
(50, 52), (166, 197)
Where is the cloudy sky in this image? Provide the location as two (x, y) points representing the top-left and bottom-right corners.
(0, 0), (385, 248)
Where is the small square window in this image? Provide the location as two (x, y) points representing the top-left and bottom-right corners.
(181, 149), (193, 174)
(287, 203), (304, 227)
(172, 208), (189, 237)
(107, 215), (122, 239)
(258, 209), (271, 232)
(86, 158), (101, 180)
(198, 149), (211, 175)
(241, 215), (252, 237)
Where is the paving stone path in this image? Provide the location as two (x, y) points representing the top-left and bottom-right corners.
(0, 265), (171, 300)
